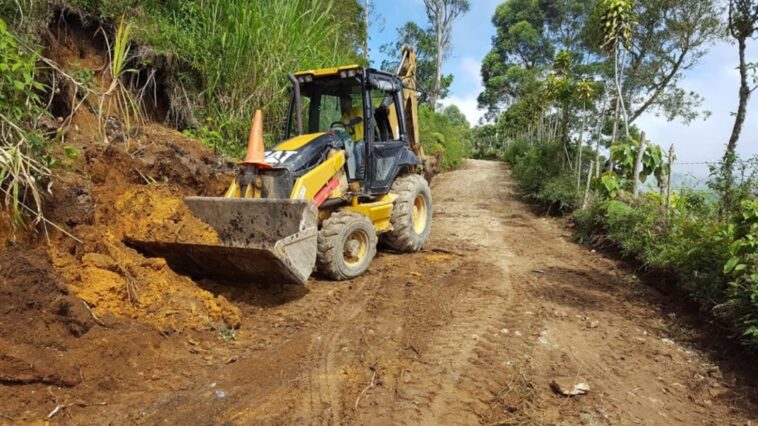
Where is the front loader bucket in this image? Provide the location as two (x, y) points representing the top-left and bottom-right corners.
(128, 197), (318, 285)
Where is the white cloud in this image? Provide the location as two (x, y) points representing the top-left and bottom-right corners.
(460, 57), (481, 83)
(440, 56), (486, 125)
(635, 39), (758, 165)
(440, 94), (485, 125)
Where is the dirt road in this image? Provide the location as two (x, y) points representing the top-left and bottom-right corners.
(3, 159), (757, 425)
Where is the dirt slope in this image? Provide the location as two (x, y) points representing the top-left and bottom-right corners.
(2, 159), (758, 424)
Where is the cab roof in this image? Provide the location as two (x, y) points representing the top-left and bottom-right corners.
(294, 64), (362, 77)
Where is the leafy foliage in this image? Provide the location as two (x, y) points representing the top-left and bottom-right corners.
(723, 200), (758, 344)
(500, 131), (758, 348)
(380, 22), (453, 105)
(0, 17), (50, 224)
(418, 104), (470, 170)
(502, 139), (584, 212)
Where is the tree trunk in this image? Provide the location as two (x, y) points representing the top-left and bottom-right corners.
(609, 97), (620, 172)
(594, 96), (609, 178)
(582, 160), (594, 210)
(666, 144), (674, 214)
(431, 9), (443, 111)
(722, 35), (750, 208)
(576, 108), (587, 194)
(632, 131), (647, 199)
(561, 104), (572, 167)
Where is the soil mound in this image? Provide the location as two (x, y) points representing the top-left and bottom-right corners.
(7, 21), (241, 332)
(44, 130), (241, 331)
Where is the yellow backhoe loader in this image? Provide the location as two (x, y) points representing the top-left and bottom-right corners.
(130, 47), (432, 285)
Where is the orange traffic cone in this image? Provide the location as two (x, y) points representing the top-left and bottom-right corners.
(241, 109), (270, 168)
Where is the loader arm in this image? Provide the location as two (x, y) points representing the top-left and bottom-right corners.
(397, 46), (423, 159)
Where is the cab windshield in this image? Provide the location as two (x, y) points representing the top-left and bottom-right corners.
(287, 76), (364, 138)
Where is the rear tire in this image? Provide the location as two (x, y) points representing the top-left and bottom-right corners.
(381, 174), (432, 252)
(317, 211), (378, 280)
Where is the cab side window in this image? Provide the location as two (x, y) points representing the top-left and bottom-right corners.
(372, 90), (398, 142)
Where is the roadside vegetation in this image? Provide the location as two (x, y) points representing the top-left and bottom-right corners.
(381, 0), (472, 170)
(0, 0), (365, 229)
(0, 17), (50, 225)
(1, 0), (366, 157)
(471, 0), (758, 347)
(0, 0), (474, 231)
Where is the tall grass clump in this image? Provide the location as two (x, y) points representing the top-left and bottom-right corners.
(137, 0), (358, 156)
(100, 16), (144, 141)
(4, 0), (365, 156)
(0, 17), (50, 225)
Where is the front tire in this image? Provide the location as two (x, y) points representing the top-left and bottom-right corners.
(317, 211), (378, 280)
(381, 174), (432, 252)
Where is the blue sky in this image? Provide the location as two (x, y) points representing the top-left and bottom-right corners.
(367, 0), (757, 168)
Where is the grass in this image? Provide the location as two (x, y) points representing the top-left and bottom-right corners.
(137, 0), (361, 156)
(99, 16), (144, 141)
(3, 0), (364, 157)
(0, 17), (50, 226)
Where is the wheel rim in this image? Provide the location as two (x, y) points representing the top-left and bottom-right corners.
(343, 229), (369, 267)
(412, 193), (428, 234)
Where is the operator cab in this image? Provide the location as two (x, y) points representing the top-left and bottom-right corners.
(282, 66), (420, 196)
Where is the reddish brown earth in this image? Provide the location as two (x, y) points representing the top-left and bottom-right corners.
(2, 159), (758, 425)
(1, 20), (757, 424)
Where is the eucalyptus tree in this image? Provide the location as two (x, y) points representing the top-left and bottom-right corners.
(380, 22), (453, 105)
(622, 0), (722, 123)
(722, 0), (758, 211)
(422, 0), (470, 110)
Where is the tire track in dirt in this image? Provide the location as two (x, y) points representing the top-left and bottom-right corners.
(300, 290), (370, 425)
(394, 172), (514, 424)
(28, 160), (757, 425)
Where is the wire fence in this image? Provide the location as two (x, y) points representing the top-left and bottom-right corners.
(470, 138), (758, 192)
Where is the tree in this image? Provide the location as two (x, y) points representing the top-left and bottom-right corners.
(721, 0), (758, 211)
(329, 0), (369, 64)
(478, 0), (594, 119)
(380, 22), (453, 104)
(622, 0), (722, 123)
(422, 0), (470, 110)
(589, 0), (635, 147)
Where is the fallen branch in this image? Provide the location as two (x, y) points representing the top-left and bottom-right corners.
(82, 301), (107, 327)
(0, 184), (83, 244)
(354, 369), (377, 410)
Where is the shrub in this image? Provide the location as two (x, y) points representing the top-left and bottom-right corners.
(0, 18), (50, 224)
(722, 200), (758, 344)
(419, 104), (470, 171)
(4, 0), (366, 158)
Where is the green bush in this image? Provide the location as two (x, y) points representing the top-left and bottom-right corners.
(4, 0), (365, 158)
(0, 17), (50, 223)
(507, 136), (758, 347)
(419, 104), (470, 170)
(723, 200), (758, 344)
(502, 138), (532, 164)
(504, 139), (581, 211)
